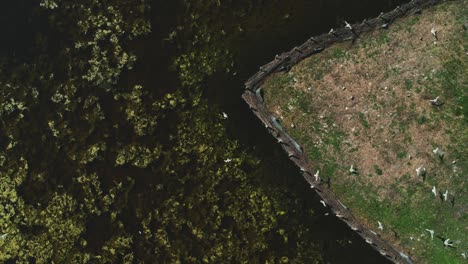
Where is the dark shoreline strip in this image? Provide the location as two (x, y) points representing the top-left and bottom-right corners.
(242, 0), (442, 263)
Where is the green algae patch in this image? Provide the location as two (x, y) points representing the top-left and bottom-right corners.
(261, 1), (467, 263)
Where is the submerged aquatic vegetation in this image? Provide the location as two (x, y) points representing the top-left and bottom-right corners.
(0, 0), (326, 262)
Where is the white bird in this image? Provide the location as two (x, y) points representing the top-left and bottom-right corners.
(328, 28), (335, 35)
(444, 238), (453, 247)
(416, 166), (426, 177)
(443, 190), (449, 201)
(224, 158), (232, 163)
(378, 221), (384, 231)
(345, 21), (353, 30)
(425, 229), (434, 239)
(299, 166), (307, 173)
(429, 96), (442, 106)
(314, 170), (320, 182)
(349, 165), (358, 174)
(433, 147), (445, 159)
(310, 184), (315, 189)
(0, 233), (7, 240)
(320, 200), (327, 207)
(431, 28), (438, 39)
(432, 186), (437, 197)
(222, 112), (228, 119)
(462, 252), (466, 259)
(291, 123), (296, 128)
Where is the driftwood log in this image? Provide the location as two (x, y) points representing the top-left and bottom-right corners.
(242, 0), (442, 263)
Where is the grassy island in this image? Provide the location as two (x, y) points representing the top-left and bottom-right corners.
(261, 1), (467, 263)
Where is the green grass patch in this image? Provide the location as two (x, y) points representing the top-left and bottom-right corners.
(396, 150), (407, 159)
(373, 165), (383, 175)
(404, 79), (413, 91)
(358, 112), (370, 129)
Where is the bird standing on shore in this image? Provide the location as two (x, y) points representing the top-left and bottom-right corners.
(433, 147), (445, 159)
(431, 28), (438, 40)
(416, 166), (426, 177)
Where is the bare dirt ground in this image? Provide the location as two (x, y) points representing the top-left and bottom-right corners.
(262, 1), (467, 263)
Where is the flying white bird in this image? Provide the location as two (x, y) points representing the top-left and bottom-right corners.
(416, 166), (426, 177)
(431, 28), (438, 39)
(444, 239), (453, 248)
(222, 112), (228, 119)
(314, 170), (320, 182)
(425, 229), (434, 239)
(349, 165), (358, 174)
(429, 96), (442, 106)
(378, 221), (384, 231)
(224, 158), (232, 163)
(345, 21), (353, 30)
(0, 233), (7, 240)
(443, 190), (449, 201)
(320, 200), (327, 207)
(432, 186), (437, 197)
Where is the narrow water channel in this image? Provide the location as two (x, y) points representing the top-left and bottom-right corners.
(134, 0), (408, 263)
